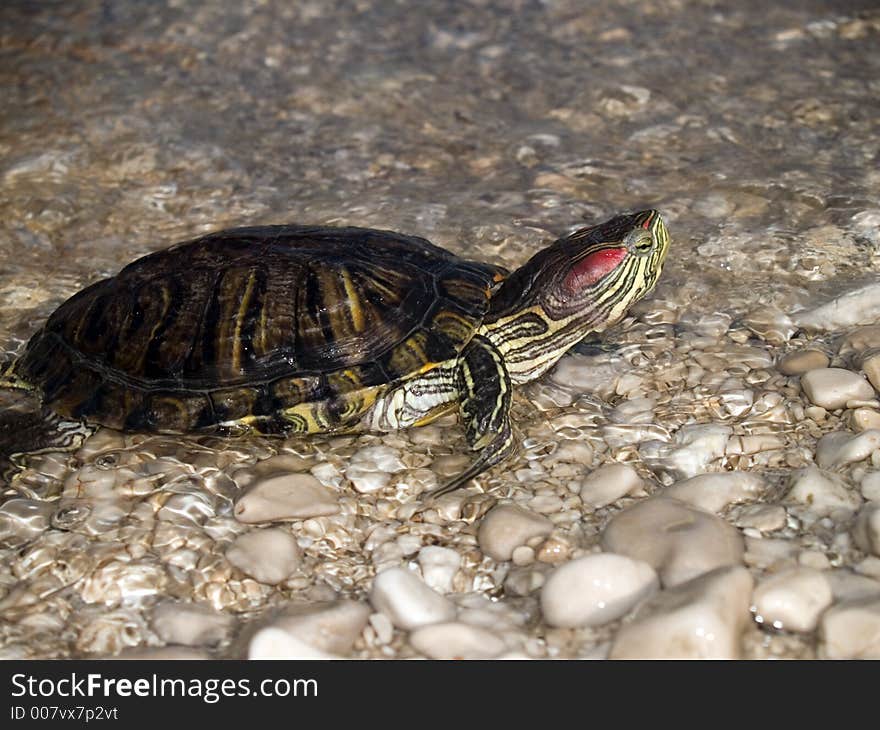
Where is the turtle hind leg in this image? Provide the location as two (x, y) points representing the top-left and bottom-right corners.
(0, 390), (96, 486)
(424, 335), (516, 500)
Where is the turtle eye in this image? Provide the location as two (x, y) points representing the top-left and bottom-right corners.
(627, 230), (654, 253)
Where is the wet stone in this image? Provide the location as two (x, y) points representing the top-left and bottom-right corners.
(820, 596), (880, 659)
(409, 622), (506, 659)
(579, 463), (645, 510)
(853, 504), (880, 556)
(369, 567), (456, 630)
(785, 467), (862, 517)
(249, 601), (370, 656)
(540, 553), (659, 628)
(226, 528), (302, 585)
(477, 504), (553, 562)
(751, 567), (832, 632)
(150, 601), (235, 646)
(233, 472), (340, 523)
(777, 349), (829, 376)
(601, 497), (744, 587)
(609, 566), (753, 659)
(662, 472), (765, 514)
(417, 545), (461, 594)
(800, 368), (875, 409)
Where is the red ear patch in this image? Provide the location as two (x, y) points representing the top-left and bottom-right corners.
(563, 247), (627, 292)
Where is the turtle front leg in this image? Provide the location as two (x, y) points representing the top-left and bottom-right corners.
(427, 335), (515, 499)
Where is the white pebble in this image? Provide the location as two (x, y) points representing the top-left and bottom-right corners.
(370, 567), (456, 630)
(793, 282), (880, 332)
(151, 601), (235, 646)
(417, 546), (461, 593)
(255, 601), (371, 655)
(861, 471), (880, 501)
(820, 596), (880, 658)
(853, 504), (880, 556)
(234, 472), (339, 523)
(639, 424), (731, 480)
(601, 497), (744, 586)
(248, 627), (338, 659)
(477, 504), (553, 561)
(540, 553), (659, 628)
(785, 466), (862, 516)
(662, 471), (765, 514)
(816, 429), (880, 468)
(800, 368), (875, 409)
(409, 622), (506, 659)
(579, 463), (645, 510)
(345, 445), (407, 493)
(751, 567), (832, 632)
(226, 528), (302, 585)
(609, 566), (754, 659)
(732, 504), (787, 532)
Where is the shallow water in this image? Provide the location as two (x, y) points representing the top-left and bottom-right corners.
(1, 0), (880, 658)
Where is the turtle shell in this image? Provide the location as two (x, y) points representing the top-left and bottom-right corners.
(14, 225), (502, 433)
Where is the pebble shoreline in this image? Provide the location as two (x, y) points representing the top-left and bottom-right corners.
(4, 281), (880, 659)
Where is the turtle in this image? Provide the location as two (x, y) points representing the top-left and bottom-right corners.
(0, 209), (670, 497)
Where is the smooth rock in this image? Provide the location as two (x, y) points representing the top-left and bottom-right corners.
(579, 463), (645, 510)
(777, 349), (829, 375)
(820, 596), (880, 659)
(346, 445), (407, 493)
(151, 601), (235, 646)
(254, 601), (370, 655)
(850, 407), (880, 432)
(800, 368), (874, 410)
(248, 627), (338, 659)
(226, 528), (302, 585)
(540, 553), (659, 628)
(370, 567), (456, 630)
(234, 472), (340, 523)
(117, 647), (212, 660)
(751, 567), (832, 632)
(639, 424), (732, 480)
(816, 429), (880, 468)
(477, 504), (553, 561)
(663, 471), (765, 514)
(853, 504), (880, 556)
(785, 466), (862, 516)
(409, 622), (506, 659)
(861, 350), (880, 392)
(861, 471), (880, 501)
(601, 497), (744, 587)
(840, 325), (880, 357)
(417, 546), (461, 593)
(793, 282), (880, 332)
(732, 504), (787, 532)
(609, 566), (753, 659)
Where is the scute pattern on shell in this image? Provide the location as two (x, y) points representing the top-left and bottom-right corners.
(13, 226), (501, 432)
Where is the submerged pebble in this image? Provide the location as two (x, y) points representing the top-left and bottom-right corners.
(234, 472), (340, 523)
(226, 528), (302, 585)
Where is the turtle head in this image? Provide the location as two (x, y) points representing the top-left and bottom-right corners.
(535, 208), (669, 323)
(485, 209), (670, 382)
